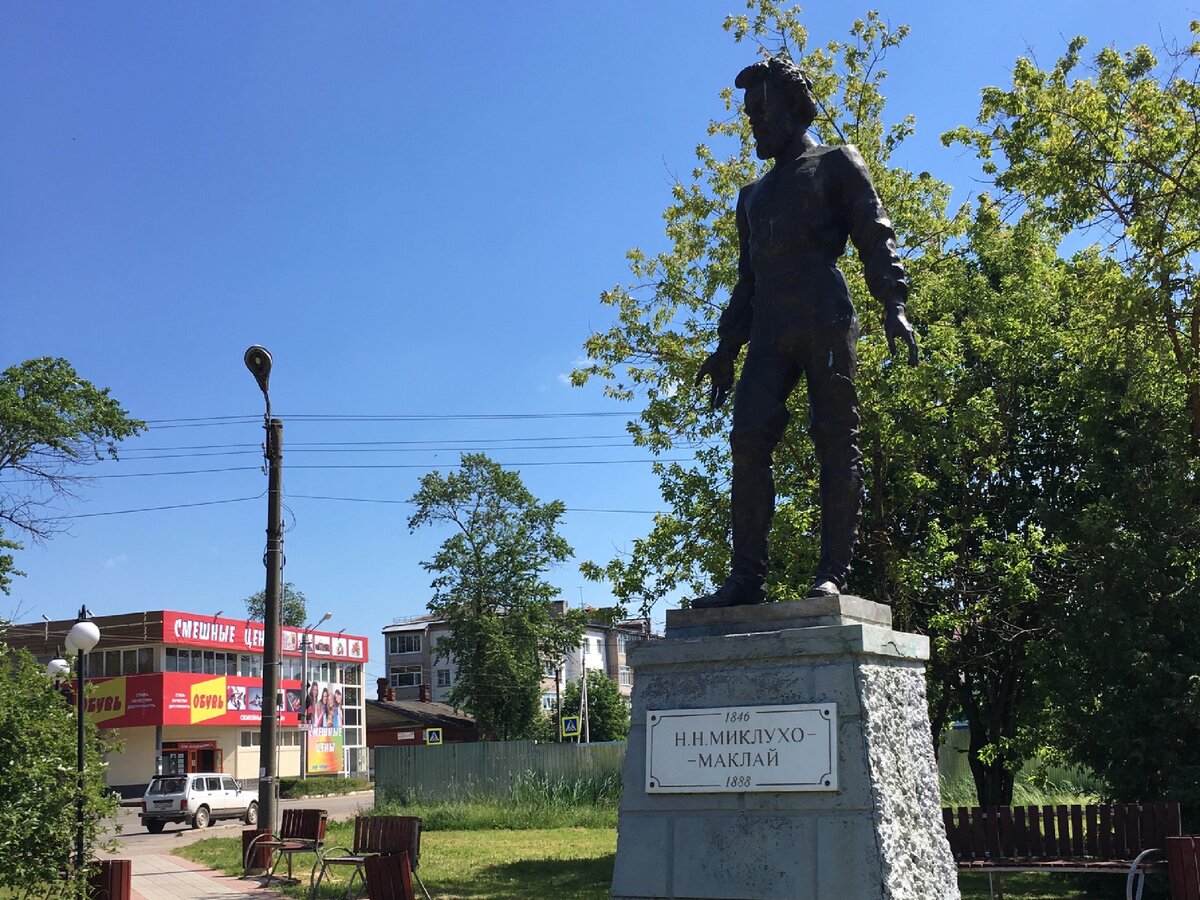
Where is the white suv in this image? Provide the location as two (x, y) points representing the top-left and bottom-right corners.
(140, 773), (259, 832)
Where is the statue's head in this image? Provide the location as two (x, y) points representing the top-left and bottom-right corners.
(735, 57), (817, 160)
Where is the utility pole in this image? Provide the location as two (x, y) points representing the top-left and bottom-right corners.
(300, 632), (309, 779)
(258, 416), (283, 831)
(245, 345), (282, 834)
(579, 639), (589, 744)
(554, 666), (562, 742)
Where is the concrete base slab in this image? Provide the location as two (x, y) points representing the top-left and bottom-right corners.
(611, 596), (958, 900)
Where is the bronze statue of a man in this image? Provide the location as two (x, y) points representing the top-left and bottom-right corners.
(693, 57), (918, 608)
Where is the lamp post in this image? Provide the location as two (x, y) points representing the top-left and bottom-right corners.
(300, 612), (332, 779)
(245, 345), (282, 833)
(63, 607), (100, 886)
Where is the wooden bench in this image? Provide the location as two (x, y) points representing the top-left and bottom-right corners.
(363, 852), (416, 900)
(243, 808), (328, 887)
(310, 815), (430, 900)
(943, 802), (1180, 899)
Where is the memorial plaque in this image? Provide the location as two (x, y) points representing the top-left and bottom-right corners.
(645, 704), (837, 793)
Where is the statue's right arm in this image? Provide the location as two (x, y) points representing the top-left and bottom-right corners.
(716, 186), (755, 351)
(696, 187), (755, 409)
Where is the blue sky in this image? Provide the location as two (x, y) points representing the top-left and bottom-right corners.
(3, 1), (1195, 683)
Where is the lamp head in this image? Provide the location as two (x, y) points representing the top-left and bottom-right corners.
(243, 346), (273, 398)
(319, 612), (333, 626)
(47, 657), (70, 679)
(65, 620), (100, 654)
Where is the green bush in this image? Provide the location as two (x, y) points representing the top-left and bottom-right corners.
(278, 775), (372, 799)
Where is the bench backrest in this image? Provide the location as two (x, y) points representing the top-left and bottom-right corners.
(353, 815), (421, 867)
(942, 803), (1181, 862)
(1170, 836), (1200, 900)
(279, 808), (328, 843)
(364, 851), (415, 900)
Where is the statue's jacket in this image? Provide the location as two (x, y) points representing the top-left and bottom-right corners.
(717, 141), (909, 349)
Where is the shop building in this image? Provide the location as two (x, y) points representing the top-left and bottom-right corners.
(365, 680), (479, 775)
(9, 610), (369, 795)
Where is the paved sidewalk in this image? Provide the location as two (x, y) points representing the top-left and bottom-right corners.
(121, 854), (284, 900)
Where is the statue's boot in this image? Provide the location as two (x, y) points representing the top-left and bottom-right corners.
(692, 574), (767, 609)
(692, 454), (773, 609)
(807, 469), (863, 598)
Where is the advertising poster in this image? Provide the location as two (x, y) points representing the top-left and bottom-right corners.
(305, 680), (344, 774)
(83, 673), (303, 729)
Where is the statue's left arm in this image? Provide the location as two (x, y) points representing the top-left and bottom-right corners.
(839, 146), (918, 365)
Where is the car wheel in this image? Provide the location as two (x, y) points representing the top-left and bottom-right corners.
(244, 802), (258, 826)
(146, 821), (165, 834)
(191, 806), (210, 829)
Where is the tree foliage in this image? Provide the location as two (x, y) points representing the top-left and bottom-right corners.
(408, 454), (585, 740)
(0, 357), (145, 593)
(244, 581), (309, 627)
(947, 23), (1200, 817)
(0, 641), (118, 894)
(945, 23), (1200, 448)
(562, 669), (630, 744)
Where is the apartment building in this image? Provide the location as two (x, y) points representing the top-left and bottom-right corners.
(381, 606), (652, 716)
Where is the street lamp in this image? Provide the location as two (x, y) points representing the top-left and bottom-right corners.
(63, 607), (100, 885)
(245, 345), (283, 833)
(300, 612), (332, 780)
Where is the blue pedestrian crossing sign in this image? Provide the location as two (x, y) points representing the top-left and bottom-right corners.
(426, 727), (443, 746)
(560, 715), (581, 738)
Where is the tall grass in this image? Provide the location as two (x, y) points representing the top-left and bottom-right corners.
(940, 772), (1104, 807)
(374, 770), (622, 831)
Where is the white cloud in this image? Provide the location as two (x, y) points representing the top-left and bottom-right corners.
(103, 554), (128, 569)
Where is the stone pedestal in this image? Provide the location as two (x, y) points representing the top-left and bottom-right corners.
(611, 596), (959, 900)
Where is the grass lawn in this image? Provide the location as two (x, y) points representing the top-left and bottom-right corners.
(177, 826), (617, 900)
(176, 826), (1167, 900)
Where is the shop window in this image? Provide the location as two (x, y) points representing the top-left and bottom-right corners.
(344, 727), (362, 746)
(122, 649), (137, 675)
(344, 664), (362, 686)
(190, 650), (203, 674)
(137, 647), (154, 674)
(240, 731), (261, 747)
(103, 650), (121, 677)
(344, 708), (360, 726)
(343, 687), (360, 707)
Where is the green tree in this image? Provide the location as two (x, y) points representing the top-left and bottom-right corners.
(244, 582), (309, 627)
(408, 454), (585, 740)
(0, 641), (118, 894)
(0, 357), (145, 593)
(945, 24), (1200, 448)
(947, 27), (1200, 816)
(562, 670), (630, 743)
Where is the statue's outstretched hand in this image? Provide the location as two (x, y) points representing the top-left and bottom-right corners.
(885, 308), (919, 366)
(695, 348), (735, 410)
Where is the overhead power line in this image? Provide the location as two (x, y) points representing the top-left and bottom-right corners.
(2, 458), (693, 484)
(143, 411), (633, 428)
(51, 494), (265, 519)
(43, 492), (659, 520)
(288, 493), (661, 514)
